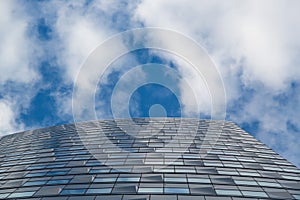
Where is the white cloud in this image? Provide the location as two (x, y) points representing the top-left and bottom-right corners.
(147, 51), (212, 117)
(0, 0), (39, 84)
(0, 0), (40, 136)
(0, 98), (25, 136)
(230, 87), (300, 166)
(53, 1), (111, 83)
(134, 0), (300, 166)
(49, 0), (138, 121)
(135, 0), (300, 91)
(52, 0), (140, 83)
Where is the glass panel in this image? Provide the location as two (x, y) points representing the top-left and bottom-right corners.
(138, 187), (163, 193)
(8, 192), (35, 198)
(234, 180), (258, 186)
(46, 171), (68, 176)
(164, 188), (189, 194)
(0, 193), (9, 199)
(217, 170), (239, 175)
(86, 188), (112, 194)
(94, 177), (117, 183)
(216, 189), (242, 196)
(293, 194), (300, 200)
(239, 172), (260, 177)
(89, 169), (110, 173)
(241, 191), (268, 198)
(47, 179), (70, 185)
(25, 172), (47, 177)
(60, 189), (86, 195)
(117, 177), (140, 182)
(258, 181), (281, 187)
(164, 177), (187, 183)
(188, 177), (211, 183)
(23, 180), (47, 186)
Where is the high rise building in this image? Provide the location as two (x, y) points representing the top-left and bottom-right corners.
(0, 118), (299, 199)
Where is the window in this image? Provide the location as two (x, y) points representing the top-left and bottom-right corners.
(154, 168), (174, 173)
(258, 181), (281, 187)
(46, 171), (68, 176)
(0, 193), (9, 199)
(94, 177), (117, 183)
(86, 188), (112, 194)
(217, 169), (239, 175)
(60, 189), (86, 195)
(117, 177), (140, 182)
(89, 169), (110, 173)
(25, 172), (47, 177)
(164, 188), (189, 194)
(282, 175), (300, 181)
(113, 185), (137, 193)
(23, 180), (47, 186)
(175, 167), (196, 173)
(45, 163), (66, 168)
(27, 165), (46, 170)
(188, 177), (210, 184)
(241, 191), (268, 198)
(138, 187), (163, 193)
(47, 179), (70, 185)
(293, 194), (300, 200)
(164, 177), (187, 183)
(8, 192), (35, 198)
(216, 189), (242, 196)
(234, 180), (258, 186)
(239, 171), (260, 177)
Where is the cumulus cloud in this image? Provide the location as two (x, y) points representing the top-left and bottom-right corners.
(53, 1), (110, 83)
(0, 99), (24, 136)
(146, 50), (212, 117)
(45, 0), (139, 121)
(50, 0), (139, 83)
(134, 0), (300, 166)
(0, 1), (40, 84)
(0, 0), (40, 136)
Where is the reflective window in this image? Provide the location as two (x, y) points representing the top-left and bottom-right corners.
(165, 188), (189, 194)
(8, 192), (35, 198)
(216, 189), (242, 196)
(0, 193), (9, 199)
(47, 179), (70, 185)
(188, 177), (211, 184)
(94, 177), (117, 183)
(23, 180), (47, 186)
(241, 191), (268, 198)
(117, 177), (140, 182)
(217, 169), (239, 175)
(239, 171), (260, 177)
(46, 170), (68, 176)
(164, 177), (187, 183)
(89, 169), (110, 173)
(60, 189), (86, 195)
(258, 181), (281, 187)
(86, 188), (112, 194)
(25, 172), (47, 177)
(138, 187), (163, 193)
(293, 194), (300, 200)
(234, 180), (258, 186)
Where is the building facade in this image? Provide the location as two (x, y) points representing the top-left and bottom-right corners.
(0, 118), (299, 199)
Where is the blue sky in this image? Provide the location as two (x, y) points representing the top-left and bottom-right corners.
(0, 0), (300, 167)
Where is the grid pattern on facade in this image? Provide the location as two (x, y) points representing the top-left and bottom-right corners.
(0, 118), (299, 200)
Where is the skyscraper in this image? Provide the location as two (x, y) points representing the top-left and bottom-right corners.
(0, 118), (299, 199)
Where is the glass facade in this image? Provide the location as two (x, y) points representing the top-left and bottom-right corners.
(0, 118), (299, 199)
